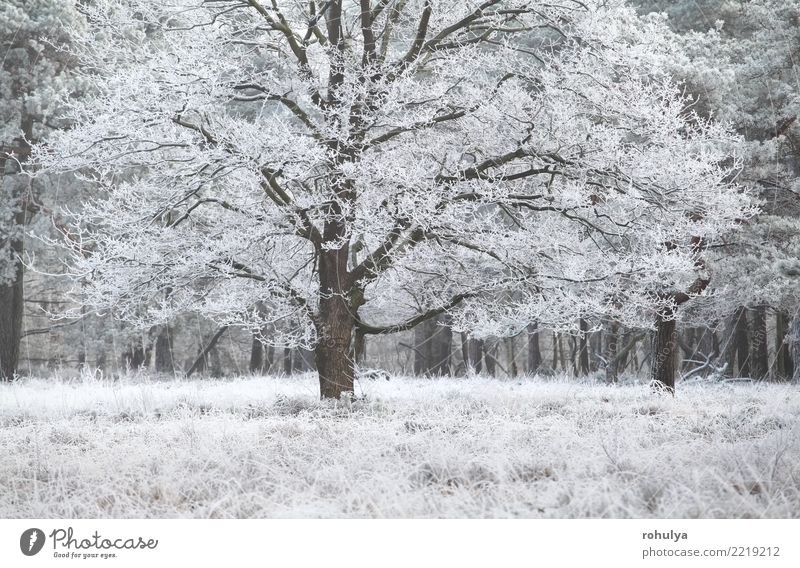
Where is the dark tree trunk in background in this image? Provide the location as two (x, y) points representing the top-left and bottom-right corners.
(603, 320), (620, 383)
(283, 347), (293, 375)
(460, 332), (469, 374)
(0, 152), (28, 381)
(506, 337), (518, 377)
(697, 325), (718, 370)
(720, 313), (737, 377)
(790, 308), (800, 384)
(414, 317), (452, 376)
(776, 310), (793, 381)
(124, 340), (150, 371)
(527, 322), (542, 374)
(414, 319), (435, 375)
(297, 347), (315, 371)
(734, 307), (750, 377)
(186, 326), (228, 377)
(679, 327), (696, 372)
(568, 335), (577, 375)
(749, 306), (768, 380)
(154, 326), (174, 373)
(578, 318), (590, 376)
(466, 337), (483, 374)
(353, 329), (366, 366)
(617, 329), (631, 373)
(430, 315), (452, 376)
(0, 242), (23, 381)
(650, 310), (678, 393)
(265, 344), (274, 373)
(590, 329), (602, 372)
(484, 339), (496, 377)
(250, 335), (265, 373)
(551, 332), (559, 370)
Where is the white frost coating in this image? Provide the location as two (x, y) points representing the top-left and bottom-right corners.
(33, 0), (753, 346)
(1, 374), (798, 518)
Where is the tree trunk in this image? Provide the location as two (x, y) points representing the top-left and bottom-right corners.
(790, 307), (800, 384)
(603, 320), (620, 383)
(697, 325), (718, 374)
(0, 159), (27, 381)
(413, 319), (434, 375)
(484, 339), (496, 377)
(460, 332), (470, 375)
(283, 347), (293, 375)
(250, 335), (264, 374)
(776, 310), (792, 381)
(578, 319), (590, 376)
(719, 313), (737, 377)
(506, 337), (518, 377)
(527, 322), (542, 374)
(430, 315), (452, 376)
(734, 307), (750, 377)
(297, 347), (315, 371)
(314, 244), (354, 398)
(468, 338), (483, 374)
(680, 327), (696, 372)
(0, 246), (23, 381)
(650, 310), (678, 393)
(551, 332), (559, 370)
(123, 340), (150, 371)
(353, 329), (366, 366)
(749, 306), (768, 380)
(154, 326), (174, 374)
(558, 333), (567, 372)
(186, 325), (228, 377)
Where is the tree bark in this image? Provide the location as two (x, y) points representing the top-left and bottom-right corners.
(0, 241), (23, 381)
(353, 329), (366, 366)
(650, 310), (678, 393)
(467, 338), (483, 374)
(250, 335), (264, 374)
(0, 157), (27, 381)
(506, 337), (518, 377)
(527, 322), (542, 374)
(429, 315), (452, 376)
(733, 307), (750, 377)
(314, 245), (354, 398)
(186, 325), (228, 377)
(283, 346), (293, 375)
(578, 319), (590, 376)
(719, 312), (737, 377)
(551, 332), (559, 370)
(154, 326), (174, 374)
(749, 306), (768, 380)
(413, 319), (434, 375)
(776, 310), (792, 381)
(460, 332), (470, 375)
(790, 307), (800, 384)
(603, 320), (620, 383)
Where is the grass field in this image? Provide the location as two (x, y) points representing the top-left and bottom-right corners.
(1, 374), (799, 518)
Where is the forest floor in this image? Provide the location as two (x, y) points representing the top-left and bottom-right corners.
(1, 373), (799, 518)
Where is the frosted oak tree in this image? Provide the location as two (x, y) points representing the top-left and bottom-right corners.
(38, 0), (751, 397)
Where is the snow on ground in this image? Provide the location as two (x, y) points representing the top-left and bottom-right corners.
(1, 373), (799, 518)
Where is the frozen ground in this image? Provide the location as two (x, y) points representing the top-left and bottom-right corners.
(1, 373), (799, 518)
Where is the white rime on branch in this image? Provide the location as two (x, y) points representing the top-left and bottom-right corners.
(34, 1), (753, 383)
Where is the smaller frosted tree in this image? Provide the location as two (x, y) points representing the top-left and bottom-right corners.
(635, 0), (800, 381)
